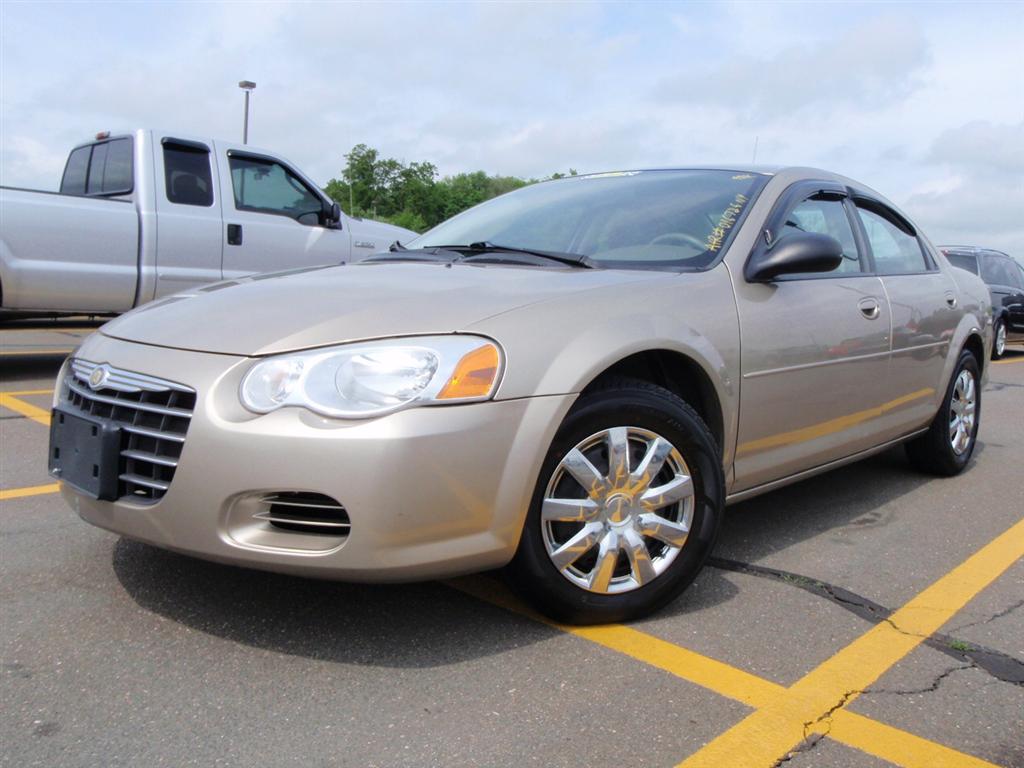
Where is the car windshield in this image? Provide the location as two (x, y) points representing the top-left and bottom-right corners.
(409, 169), (769, 270)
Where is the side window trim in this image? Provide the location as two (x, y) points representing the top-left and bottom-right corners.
(226, 149), (327, 225)
(850, 196), (935, 276)
(841, 196), (874, 274)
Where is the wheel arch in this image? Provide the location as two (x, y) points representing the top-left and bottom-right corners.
(963, 331), (986, 372)
(579, 349), (726, 458)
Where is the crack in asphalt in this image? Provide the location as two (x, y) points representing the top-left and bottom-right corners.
(772, 664), (977, 767)
(707, 557), (1024, 686)
(863, 662), (975, 696)
(948, 598), (1024, 634)
(770, 730), (828, 766)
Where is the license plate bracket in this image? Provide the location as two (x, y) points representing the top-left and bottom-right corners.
(48, 409), (122, 500)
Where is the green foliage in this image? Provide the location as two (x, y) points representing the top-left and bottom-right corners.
(322, 144), (576, 234)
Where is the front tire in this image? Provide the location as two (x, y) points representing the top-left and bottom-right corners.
(508, 378), (724, 624)
(905, 349), (980, 476)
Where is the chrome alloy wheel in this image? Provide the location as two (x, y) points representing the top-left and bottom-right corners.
(949, 369), (977, 455)
(540, 427), (694, 595)
(995, 322), (1007, 357)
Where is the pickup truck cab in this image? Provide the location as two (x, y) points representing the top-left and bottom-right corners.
(0, 129), (415, 313)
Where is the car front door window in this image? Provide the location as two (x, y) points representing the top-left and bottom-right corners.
(780, 196), (863, 276)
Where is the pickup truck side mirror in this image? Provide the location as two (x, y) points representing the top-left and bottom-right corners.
(745, 231), (844, 282)
(325, 200), (342, 225)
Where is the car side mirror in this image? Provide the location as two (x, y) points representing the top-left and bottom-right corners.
(745, 232), (844, 282)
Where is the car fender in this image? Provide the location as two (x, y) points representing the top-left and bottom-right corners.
(467, 269), (741, 468)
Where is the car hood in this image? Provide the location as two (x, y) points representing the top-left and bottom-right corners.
(100, 262), (659, 356)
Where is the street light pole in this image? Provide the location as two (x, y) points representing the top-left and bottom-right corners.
(238, 80), (256, 144)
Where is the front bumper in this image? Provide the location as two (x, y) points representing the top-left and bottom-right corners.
(60, 333), (575, 581)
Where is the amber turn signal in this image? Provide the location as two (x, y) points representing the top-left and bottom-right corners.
(437, 344), (500, 400)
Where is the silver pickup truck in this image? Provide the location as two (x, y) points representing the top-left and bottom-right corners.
(0, 129), (415, 314)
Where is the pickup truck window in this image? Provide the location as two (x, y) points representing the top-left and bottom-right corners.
(163, 142), (214, 207)
(60, 146), (91, 195)
(61, 138), (133, 196)
(228, 155), (323, 225)
(87, 139), (133, 196)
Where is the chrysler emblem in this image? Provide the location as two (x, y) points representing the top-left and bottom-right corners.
(89, 366), (109, 390)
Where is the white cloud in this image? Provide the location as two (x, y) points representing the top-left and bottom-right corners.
(1, 1), (1022, 255)
(654, 16), (931, 124)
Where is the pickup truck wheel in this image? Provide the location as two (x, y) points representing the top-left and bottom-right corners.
(508, 378), (724, 624)
(992, 318), (1006, 360)
(905, 349), (980, 477)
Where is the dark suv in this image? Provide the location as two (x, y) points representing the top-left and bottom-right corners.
(941, 246), (1024, 358)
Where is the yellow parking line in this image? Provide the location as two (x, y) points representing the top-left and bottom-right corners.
(0, 388), (54, 397)
(0, 483), (60, 501)
(677, 516), (1024, 768)
(0, 393), (51, 426)
(0, 327), (95, 334)
(0, 348), (74, 356)
(448, 578), (1000, 768)
(993, 357), (1024, 365)
(831, 710), (999, 768)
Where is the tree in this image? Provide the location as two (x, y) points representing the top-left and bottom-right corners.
(322, 144), (548, 233)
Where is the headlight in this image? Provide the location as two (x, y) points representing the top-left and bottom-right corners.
(240, 335), (502, 418)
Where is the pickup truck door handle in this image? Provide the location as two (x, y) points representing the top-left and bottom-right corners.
(227, 224), (243, 246)
(858, 297), (881, 320)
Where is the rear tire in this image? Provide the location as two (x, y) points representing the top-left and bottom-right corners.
(905, 349), (980, 476)
(992, 318), (1006, 360)
(508, 378), (724, 624)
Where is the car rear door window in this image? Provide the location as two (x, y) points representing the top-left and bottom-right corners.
(1011, 262), (1024, 290)
(855, 204), (929, 274)
(981, 254), (1016, 286)
(163, 142), (214, 207)
(780, 195), (863, 275)
(228, 155), (323, 225)
(945, 252), (978, 275)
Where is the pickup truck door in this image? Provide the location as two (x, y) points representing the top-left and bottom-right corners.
(151, 137), (224, 298)
(731, 184), (892, 492)
(214, 143), (352, 279)
(851, 199), (961, 440)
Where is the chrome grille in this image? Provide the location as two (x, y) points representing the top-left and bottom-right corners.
(62, 359), (196, 502)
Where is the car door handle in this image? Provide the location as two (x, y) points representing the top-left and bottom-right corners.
(858, 297), (881, 320)
(945, 292), (957, 309)
(227, 224), (243, 246)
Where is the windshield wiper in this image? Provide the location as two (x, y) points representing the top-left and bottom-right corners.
(434, 241), (595, 269)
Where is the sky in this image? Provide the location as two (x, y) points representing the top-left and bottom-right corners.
(2, 1), (1022, 255)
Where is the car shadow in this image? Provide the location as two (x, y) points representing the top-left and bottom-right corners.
(110, 535), (741, 666)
